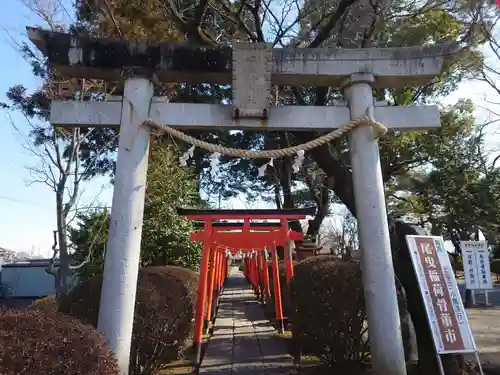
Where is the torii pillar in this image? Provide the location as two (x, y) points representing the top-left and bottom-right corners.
(342, 73), (405, 374)
(28, 26), (456, 375)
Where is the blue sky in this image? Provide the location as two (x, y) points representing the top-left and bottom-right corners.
(0, 0), (112, 255)
(0, 1), (499, 257)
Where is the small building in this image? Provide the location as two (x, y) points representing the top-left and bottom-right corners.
(0, 259), (66, 309)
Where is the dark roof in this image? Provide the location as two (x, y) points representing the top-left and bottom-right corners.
(26, 27), (458, 87)
(27, 27), (232, 84)
(1, 259), (60, 268)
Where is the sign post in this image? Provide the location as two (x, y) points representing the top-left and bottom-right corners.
(460, 241), (493, 306)
(405, 235), (485, 375)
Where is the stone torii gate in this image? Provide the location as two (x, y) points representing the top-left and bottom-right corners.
(28, 26), (454, 375)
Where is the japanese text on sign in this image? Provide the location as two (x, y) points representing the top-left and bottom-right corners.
(460, 241), (493, 290)
(406, 235), (476, 354)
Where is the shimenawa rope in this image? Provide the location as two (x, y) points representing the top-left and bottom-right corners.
(142, 116), (387, 158)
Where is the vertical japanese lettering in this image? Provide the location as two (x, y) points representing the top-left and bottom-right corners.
(414, 237), (465, 351)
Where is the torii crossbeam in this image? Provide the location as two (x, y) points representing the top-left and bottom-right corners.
(178, 206), (312, 365)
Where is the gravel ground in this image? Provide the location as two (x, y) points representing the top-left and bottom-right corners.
(467, 308), (500, 374)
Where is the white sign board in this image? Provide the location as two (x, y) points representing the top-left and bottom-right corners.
(460, 241), (493, 290)
(406, 235), (476, 354)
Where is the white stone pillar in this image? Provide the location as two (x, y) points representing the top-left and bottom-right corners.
(343, 73), (407, 375)
(97, 77), (153, 375)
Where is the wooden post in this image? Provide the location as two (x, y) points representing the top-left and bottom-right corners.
(254, 253), (261, 299)
(271, 245), (284, 334)
(193, 243), (211, 365)
(282, 219), (294, 284)
(217, 250), (224, 298)
(244, 257), (249, 280)
(263, 250), (271, 300)
(216, 251), (223, 295)
(205, 247), (217, 333)
(284, 244), (294, 284)
(250, 254), (256, 292)
(222, 254), (227, 288)
(259, 252), (265, 303)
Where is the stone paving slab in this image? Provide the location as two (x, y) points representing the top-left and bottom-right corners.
(199, 267), (296, 375)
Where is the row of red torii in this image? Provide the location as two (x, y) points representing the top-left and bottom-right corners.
(178, 206), (315, 365)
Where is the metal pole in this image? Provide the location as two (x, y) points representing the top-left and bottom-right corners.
(342, 73), (407, 375)
(97, 77), (153, 375)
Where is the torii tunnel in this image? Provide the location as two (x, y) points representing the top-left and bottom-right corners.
(177, 206), (316, 365)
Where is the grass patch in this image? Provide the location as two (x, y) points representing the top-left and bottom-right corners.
(159, 358), (193, 375)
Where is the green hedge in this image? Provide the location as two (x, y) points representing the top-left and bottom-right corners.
(0, 309), (118, 375)
(59, 266), (198, 375)
(291, 256), (368, 368)
(290, 255), (412, 368)
(491, 259), (500, 276)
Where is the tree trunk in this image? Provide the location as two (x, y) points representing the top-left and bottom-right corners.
(390, 221), (440, 374)
(306, 183), (329, 239)
(274, 185), (282, 209)
(55, 192), (72, 296)
(453, 231), (473, 308)
(395, 275), (418, 364)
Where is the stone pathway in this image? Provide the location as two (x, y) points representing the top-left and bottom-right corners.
(199, 268), (296, 375)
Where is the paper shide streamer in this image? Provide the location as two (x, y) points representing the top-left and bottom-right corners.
(258, 158), (274, 177)
(209, 153), (221, 178)
(178, 147), (221, 179)
(179, 145), (195, 166)
(292, 150), (305, 173)
(178, 148), (305, 177)
(257, 150), (305, 178)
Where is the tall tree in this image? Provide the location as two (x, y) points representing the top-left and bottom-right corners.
(68, 209), (109, 282)
(473, 7), (500, 100)
(387, 100), (500, 247)
(67, 0), (487, 237)
(69, 135), (205, 281)
(1, 0), (120, 295)
(140, 135), (205, 269)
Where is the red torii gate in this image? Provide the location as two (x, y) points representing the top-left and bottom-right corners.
(177, 207), (315, 366)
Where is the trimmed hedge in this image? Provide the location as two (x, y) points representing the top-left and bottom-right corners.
(491, 259), (500, 282)
(0, 309), (118, 375)
(291, 255), (410, 368)
(491, 259), (500, 275)
(291, 256), (368, 369)
(28, 295), (58, 313)
(59, 266), (198, 375)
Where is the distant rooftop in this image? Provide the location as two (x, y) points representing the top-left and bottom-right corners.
(0, 247), (46, 267)
(1, 259), (60, 268)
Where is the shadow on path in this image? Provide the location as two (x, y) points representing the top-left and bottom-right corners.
(199, 268), (296, 374)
